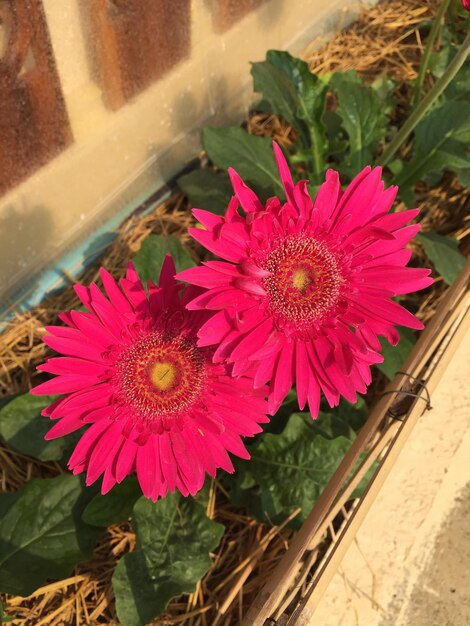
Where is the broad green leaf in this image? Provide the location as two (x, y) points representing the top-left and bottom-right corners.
(113, 494), (224, 626)
(332, 397), (369, 433)
(251, 50), (329, 180)
(310, 411), (356, 440)
(82, 476), (141, 527)
(133, 235), (195, 286)
(456, 168), (470, 189)
(251, 54), (301, 128)
(330, 72), (389, 177)
(0, 475), (101, 596)
(230, 413), (353, 528)
(378, 328), (416, 380)
(202, 127), (283, 198)
(0, 393), (70, 462)
(396, 101), (470, 198)
(444, 63), (470, 102)
(177, 168), (232, 215)
(418, 231), (466, 285)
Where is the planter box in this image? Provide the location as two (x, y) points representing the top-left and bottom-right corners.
(245, 259), (470, 626)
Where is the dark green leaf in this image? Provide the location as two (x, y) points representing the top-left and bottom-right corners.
(231, 413), (353, 527)
(444, 62), (470, 102)
(133, 235), (195, 286)
(177, 168), (232, 215)
(0, 394), (72, 462)
(396, 101), (470, 198)
(330, 72), (389, 177)
(82, 476), (141, 527)
(377, 327), (416, 380)
(332, 397), (369, 433)
(418, 231), (466, 285)
(455, 167), (470, 189)
(202, 127), (283, 198)
(113, 494), (224, 626)
(310, 411), (356, 440)
(251, 54), (301, 128)
(0, 475), (101, 596)
(252, 50), (328, 180)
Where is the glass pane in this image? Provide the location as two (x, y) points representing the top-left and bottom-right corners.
(0, 0), (352, 316)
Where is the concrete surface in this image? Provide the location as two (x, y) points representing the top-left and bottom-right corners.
(311, 328), (470, 626)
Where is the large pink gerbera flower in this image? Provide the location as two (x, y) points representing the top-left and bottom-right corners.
(31, 256), (269, 500)
(178, 143), (432, 416)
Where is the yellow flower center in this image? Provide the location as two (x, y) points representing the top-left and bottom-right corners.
(292, 267), (312, 292)
(150, 361), (178, 392)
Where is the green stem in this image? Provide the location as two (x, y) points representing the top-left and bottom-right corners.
(412, 0), (451, 106)
(378, 30), (470, 167)
(309, 125), (325, 185)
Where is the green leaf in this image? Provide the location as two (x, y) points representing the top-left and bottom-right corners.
(455, 167), (470, 189)
(0, 475), (101, 596)
(396, 101), (470, 198)
(202, 126), (283, 198)
(0, 393), (74, 462)
(82, 476), (141, 527)
(332, 397), (369, 433)
(444, 62), (470, 102)
(113, 494), (224, 626)
(377, 327), (416, 380)
(310, 411), (356, 440)
(177, 168), (233, 215)
(418, 231), (466, 285)
(252, 50), (328, 180)
(251, 53), (301, 128)
(231, 413), (353, 528)
(133, 235), (195, 286)
(330, 72), (389, 177)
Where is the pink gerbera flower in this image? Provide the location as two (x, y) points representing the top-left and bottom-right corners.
(178, 143), (433, 416)
(31, 256), (269, 500)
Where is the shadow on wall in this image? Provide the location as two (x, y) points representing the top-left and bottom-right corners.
(0, 204), (56, 302)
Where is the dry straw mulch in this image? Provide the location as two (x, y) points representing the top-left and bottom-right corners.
(1, 0), (469, 624)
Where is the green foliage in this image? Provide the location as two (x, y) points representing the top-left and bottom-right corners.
(252, 50), (328, 181)
(378, 328), (416, 380)
(112, 494), (224, 626)
(133, 234), (195, 286)
(0, 475), (101, 596)
(202, 126), (283, 198)
(395, 101), (470, 204)
(177, 168), (232, 215)
(418, 231), (466, 285)
(0, 393), (76, 462)
(333, 397), (369, 433)
(82, 476), (141, 527)
(330, 71), (390, 178)
(229, 413), (353, 528)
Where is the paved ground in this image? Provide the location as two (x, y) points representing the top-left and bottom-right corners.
(311, 328), (470, 626)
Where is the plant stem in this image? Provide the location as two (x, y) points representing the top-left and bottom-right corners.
(378, 30), (470, 167)
(412, 0), (451, 106)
